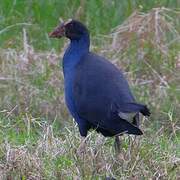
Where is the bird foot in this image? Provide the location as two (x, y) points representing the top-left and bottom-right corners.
(76, 137), (87, 156)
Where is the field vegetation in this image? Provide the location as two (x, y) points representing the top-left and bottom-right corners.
(0, 0), (179, 179)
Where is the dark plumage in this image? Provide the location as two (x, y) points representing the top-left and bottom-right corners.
(49, 19), (150, 139)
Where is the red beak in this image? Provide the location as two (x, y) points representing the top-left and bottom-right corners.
(49, 23), (65, 38)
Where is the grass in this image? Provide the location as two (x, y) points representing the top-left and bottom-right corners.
(0, 0), (179, 50)
(0, 114), (179, 179)
(0, 0), (180, 179)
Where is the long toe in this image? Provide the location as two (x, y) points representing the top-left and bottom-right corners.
(114, 136), (121, 153)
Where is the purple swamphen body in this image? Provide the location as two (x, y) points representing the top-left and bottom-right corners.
(49, 19), (150, 138)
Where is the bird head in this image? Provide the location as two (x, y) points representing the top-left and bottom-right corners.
(49, 19), (89, 40)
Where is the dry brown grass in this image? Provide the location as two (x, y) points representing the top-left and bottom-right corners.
(0, 37), (69, 122)
(111, 7), (180, 55)
(0, 119), (179, 179)
(0, 8), (179, 179)
(104, 8), (180, 125)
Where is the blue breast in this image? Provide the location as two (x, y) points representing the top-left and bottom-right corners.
(63, 65), (78, 120)
(62, 36), (89, 123)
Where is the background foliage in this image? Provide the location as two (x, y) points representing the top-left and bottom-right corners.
(0, 0), (179, 179)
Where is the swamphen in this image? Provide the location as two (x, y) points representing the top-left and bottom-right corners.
(49, 19), (150, 148)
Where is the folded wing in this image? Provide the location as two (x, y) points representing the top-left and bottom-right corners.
(73, 53), (150, 135)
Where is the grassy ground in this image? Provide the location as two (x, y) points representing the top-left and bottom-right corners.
(0, 0), (180, 179)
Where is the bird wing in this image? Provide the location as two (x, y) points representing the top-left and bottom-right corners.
(73, 53), (148, 130)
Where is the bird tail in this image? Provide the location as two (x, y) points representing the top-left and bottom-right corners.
(94, 115), (143, 136)
(116, 118), (143, 135)
(139, 105), (151, 116)
(123, 103), (151, 116)
(113, 116), (143, 136)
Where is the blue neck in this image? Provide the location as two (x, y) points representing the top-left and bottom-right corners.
(62, 34), (90, 121)
(63, 34), (90, 73)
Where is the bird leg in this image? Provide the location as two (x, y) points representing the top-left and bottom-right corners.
(94, 136), (105, 155)
(114, 136), (121, 153)
(132, 113), (140, 127)
(77, 136), (87, 155)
